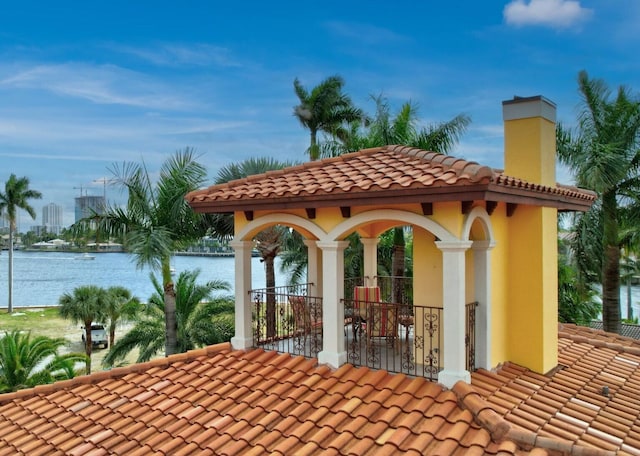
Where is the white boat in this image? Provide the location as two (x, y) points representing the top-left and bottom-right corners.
(75, 253), (96, 260)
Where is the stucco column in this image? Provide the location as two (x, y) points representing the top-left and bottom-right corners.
(229, 239), (253, 349)
(472, 240), (495, 371)
(303, 239), (321, 298)
(436, 240), (473, 388)
(316, 240), (349, 368)
(361, 237), (379, 287)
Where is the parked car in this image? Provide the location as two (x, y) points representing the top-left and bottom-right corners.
(81, 324), (108, 349)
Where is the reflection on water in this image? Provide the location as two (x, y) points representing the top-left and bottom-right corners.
(0, 251), (284, 308)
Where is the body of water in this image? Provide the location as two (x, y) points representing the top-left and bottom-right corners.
(0, 251), (285, 308)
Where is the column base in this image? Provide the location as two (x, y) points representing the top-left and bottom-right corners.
(438, 369), (471, 389)
(231, 336), (253, 350)
(318, 350), (347, 368)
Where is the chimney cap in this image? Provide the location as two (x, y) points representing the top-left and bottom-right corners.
(503, 95), (556, 122)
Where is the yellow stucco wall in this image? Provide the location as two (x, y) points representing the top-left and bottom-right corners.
(504, 118), (556, 187)
(486, 204), (508, 367)
(506, 205), (558, 373)
(413, 226), (442, 308)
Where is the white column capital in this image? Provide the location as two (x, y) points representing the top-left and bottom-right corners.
(303, 239), (318, 248)
(229, 239), (253, 249)
(435, 240), (473, 252)
(317, 240), (349, 251)
(360, 237), (379, 247)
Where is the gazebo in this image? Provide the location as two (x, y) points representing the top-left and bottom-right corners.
(187, 95), (595, 388)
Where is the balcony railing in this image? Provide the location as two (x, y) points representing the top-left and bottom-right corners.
(249, 282), (478, 380)
(250, 283), (322, 359)
(343, 298), (442, 381)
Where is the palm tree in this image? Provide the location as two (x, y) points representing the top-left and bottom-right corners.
(0, 330), (87, 392)
(354, 96), (470, 301)
(342, 95), (471, 154)
(0, 174), (42, 313)
(214, 157), (294, 339)
(293, 75), (366, 160)
(557, 70), (640, 334)
(58, 285), (107, 373)
(78, 148), (212, 356)
(103, 269), (233, 365)
(104, 286), (140, 347)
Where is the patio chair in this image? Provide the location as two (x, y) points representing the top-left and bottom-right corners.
(365, 302), (399, 353)
(289, 295), (322, 345)
(353, 286), (381, 342)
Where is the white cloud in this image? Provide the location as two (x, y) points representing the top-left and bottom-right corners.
(109, 43), (242, 68)
(0, 63), (195, 110)
(503, 0), (592, 28)
(324, 21), (409, 46)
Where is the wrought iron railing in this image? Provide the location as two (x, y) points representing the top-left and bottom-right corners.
(465, 301), (478, 372)
(250, 283), (322, 359)
(249, 282), (478, 381)
(343, 298), (442, 381)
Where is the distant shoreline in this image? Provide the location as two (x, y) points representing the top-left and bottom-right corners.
(15, 250), (257, 258)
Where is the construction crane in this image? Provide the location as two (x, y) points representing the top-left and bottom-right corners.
(73, 185), (87, 197)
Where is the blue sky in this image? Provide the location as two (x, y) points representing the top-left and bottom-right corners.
(0, 0), (638, 229)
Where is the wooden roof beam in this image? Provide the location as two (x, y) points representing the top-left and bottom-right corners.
(461, 201), (473, 214)
(486, 201), (498, 215)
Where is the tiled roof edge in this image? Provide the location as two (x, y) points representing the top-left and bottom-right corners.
(452, 381), (510, 441)
(453, 381), (615, 456)
(559, 324), (640, 355)
(494, 173), (597, 201)
(0, 342), (232, 405)
(185, 148), (388, 201)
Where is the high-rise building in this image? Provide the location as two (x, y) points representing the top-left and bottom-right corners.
(74, 195), (105, 222)
(42, 202), (64, 235)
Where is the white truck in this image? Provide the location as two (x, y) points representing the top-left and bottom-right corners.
(81, 324), (108, 349)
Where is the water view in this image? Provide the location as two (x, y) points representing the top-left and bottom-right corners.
(0, 251), (284, 308)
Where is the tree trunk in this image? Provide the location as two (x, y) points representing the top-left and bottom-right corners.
(265, 254), (277, 339)
(164, 281), (178, 356)
(7, 225), (13, 313)
(310, 130), (319, 161)
(391, 227), (405, 304)
(109, 324), (116, 348)
(84, 319), (93, 374)
(602, 192), (621, 334)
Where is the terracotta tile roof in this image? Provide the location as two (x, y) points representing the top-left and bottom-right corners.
(186, 146), (596, 213)
(0, 343), (575, 456)
(590, 321), (640, 340)
(471, 324), (640, 456)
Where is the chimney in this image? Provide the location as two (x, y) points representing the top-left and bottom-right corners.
(502, 95), (559, 375)
(502, 95), (556, 187)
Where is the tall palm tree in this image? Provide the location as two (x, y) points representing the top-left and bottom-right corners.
(0, 174), (42, 313)
(310, 95), (470, 300)
(58, 285), (108, 373)
(214, 157), (294, 339)
(357, 96), (470, 300)
(103, 269), (233, 366)
(343, 95), (470, 154)
(0, 330), (87, 392)
(104, 286), (140, 347)
(78, 148), (212, 356)
(557, 70), (640, 334)
(293, 75), (366, 160)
